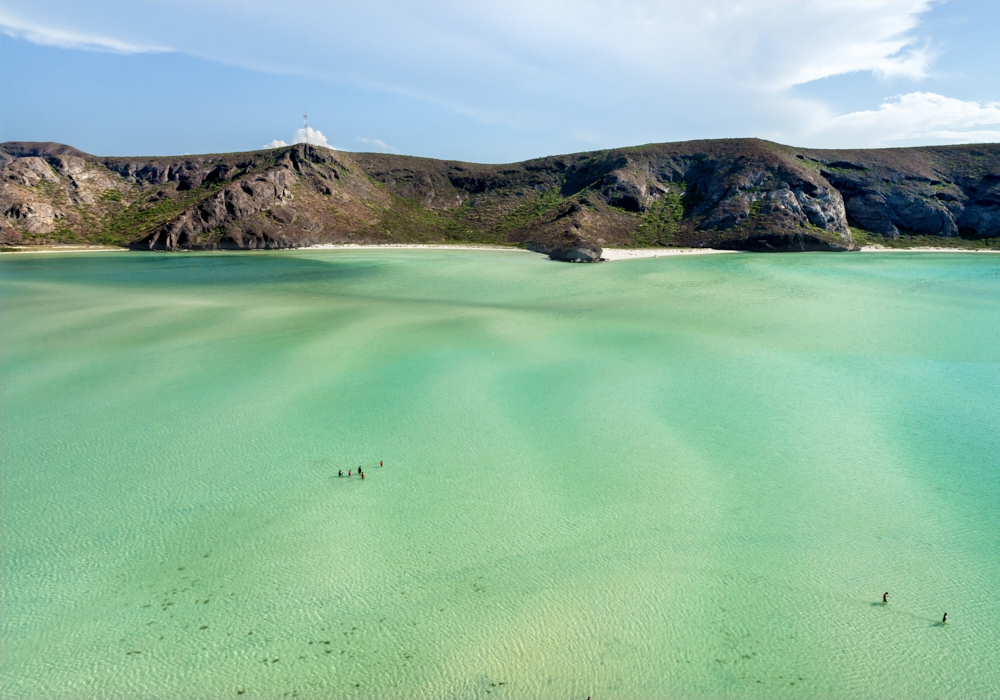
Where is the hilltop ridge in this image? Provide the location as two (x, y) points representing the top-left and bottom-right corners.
(3, 138), (999, 257)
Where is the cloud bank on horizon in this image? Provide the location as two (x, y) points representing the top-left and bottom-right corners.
(1, 0), (998, 160)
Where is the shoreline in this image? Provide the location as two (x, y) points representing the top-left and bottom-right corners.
(601, 247), (740, 261)
(308, 245), (743, 261)
(300, 243), (526, 252)
(858, 245), (1000, 253)
(0, 244), (127, 255)
(3, 243), (999, 257)
(0, 243), (528, 256)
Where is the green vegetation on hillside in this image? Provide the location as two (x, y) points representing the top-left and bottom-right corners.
(371, 194), (481, 244)
(635, 186), (685, 245)
(488, 187), (564, 241)
(98, 184), (226, 246)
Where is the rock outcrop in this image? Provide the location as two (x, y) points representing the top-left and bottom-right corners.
(3, 139), (999, 254)
(529, 241), (604, 262)
(130, 170), (297, 250)
(800, 148), (1000, 240)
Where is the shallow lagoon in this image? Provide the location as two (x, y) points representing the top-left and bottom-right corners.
(2, 249), (999, 698)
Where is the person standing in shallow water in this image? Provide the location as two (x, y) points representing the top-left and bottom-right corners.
(942, 612), (948, 624)
(883, 592), (888, 604)
(380, 460), (383, 467)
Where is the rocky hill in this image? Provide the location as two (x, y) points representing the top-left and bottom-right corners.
(2, 139), (999, 259)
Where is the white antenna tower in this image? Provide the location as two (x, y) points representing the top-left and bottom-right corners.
(302, 114), (309, 146)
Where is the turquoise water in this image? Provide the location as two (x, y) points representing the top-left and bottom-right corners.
(1, 249), (998, 699)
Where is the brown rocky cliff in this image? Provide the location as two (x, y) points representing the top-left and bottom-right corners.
(3, 139), (999, 254)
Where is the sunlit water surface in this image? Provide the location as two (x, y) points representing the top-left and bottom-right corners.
(2, 250), (998, 699)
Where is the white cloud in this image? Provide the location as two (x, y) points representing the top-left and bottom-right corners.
(355, 136), (397, 153)
(0, 8), (167, 53)
(263, 128), (334, 150)
(0, 2), (936, 107)
(292, 127), (332, 148)
(744, 2), (935, 88)
(6, 0), (995, 154)
(813, 92), (1000, 146)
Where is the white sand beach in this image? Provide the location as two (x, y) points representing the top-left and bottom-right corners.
(302, 243), (526, 252)
(859, 245), (999, 253)
(304, 244), (748, 261)
(0, 245), (127, 255)
(601, 247), (741, 261)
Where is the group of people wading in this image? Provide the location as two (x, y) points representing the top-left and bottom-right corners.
(338, 460), (384, 480)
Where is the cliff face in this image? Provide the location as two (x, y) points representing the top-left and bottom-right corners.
(794, 146), (1000, 240)
(2, 139), (999, 254)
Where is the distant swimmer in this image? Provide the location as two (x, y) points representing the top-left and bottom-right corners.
(883, 592), (888, 604)
(338, 470), (343, 477)
(348, 470), (352, 477)
(361, 472), (365, 479)
(942, 612), (948, 624)
(380, 460), (384, 467)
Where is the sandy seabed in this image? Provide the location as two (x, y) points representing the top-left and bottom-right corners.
(4, 250), (999, 698)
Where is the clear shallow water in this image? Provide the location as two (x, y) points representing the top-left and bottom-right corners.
(1, 249), (998, 699)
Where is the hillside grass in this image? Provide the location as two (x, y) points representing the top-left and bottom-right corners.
(487, 187), (564, 241)
(371, 195), (479, 243)
(634, 187), (685, 246)
(97, 184), (226, 246)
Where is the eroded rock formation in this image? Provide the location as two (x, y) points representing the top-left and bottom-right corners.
(3, 139), (998, 255)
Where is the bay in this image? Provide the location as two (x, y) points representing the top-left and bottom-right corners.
(2, 249), (998, 698)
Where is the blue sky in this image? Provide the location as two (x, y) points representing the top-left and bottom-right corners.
(1, 0), (998, 161)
